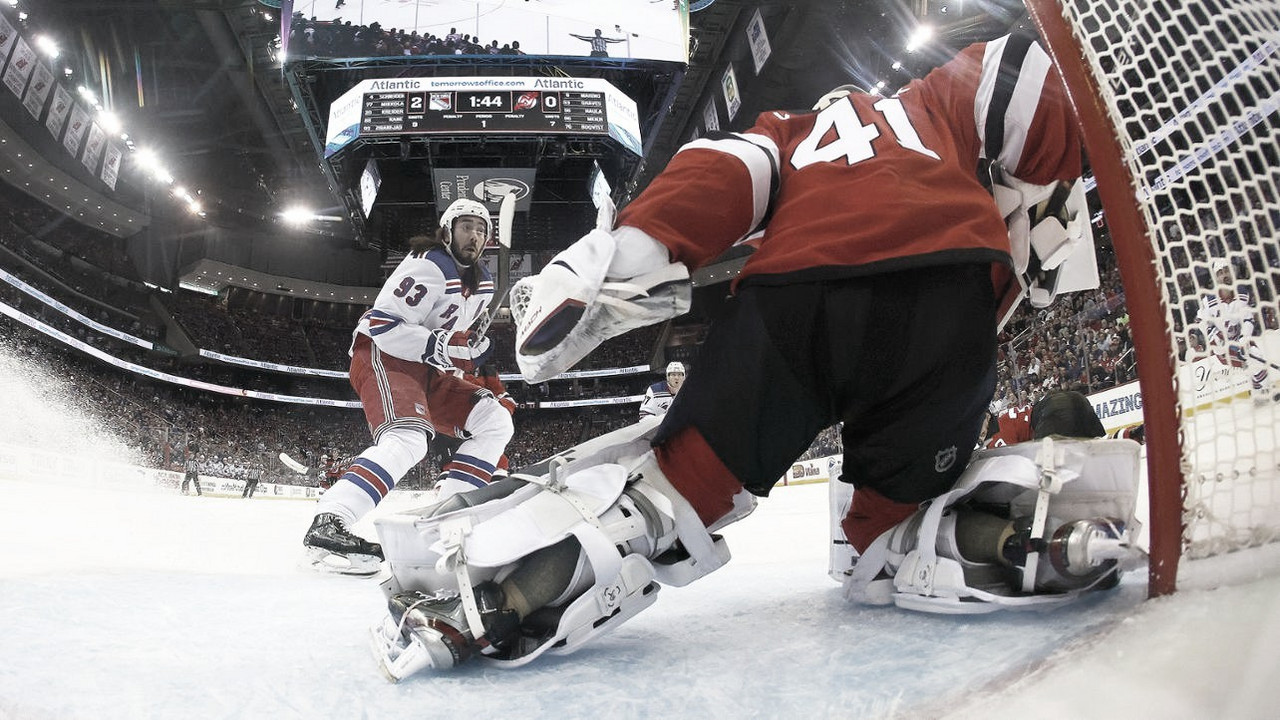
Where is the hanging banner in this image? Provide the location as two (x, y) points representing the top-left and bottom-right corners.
(2, 35), (34, 98)
(64, 101), (90, 157)
(721, 64), (741, 121)
(101, 142), (123, 190)
(81, 121), (106, 174)
(45, 82), (72, 139)
(702, 100), (719, 134)
(21, 60), (54, 119)
(0, 13), (18, 62)
(746, 9), (771, 74)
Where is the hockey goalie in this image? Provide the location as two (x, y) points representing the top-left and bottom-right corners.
(367, 30), (1146, 680)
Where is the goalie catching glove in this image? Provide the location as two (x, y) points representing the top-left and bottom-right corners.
(511, 227), (692, 383)
(423, 329), (492, 374)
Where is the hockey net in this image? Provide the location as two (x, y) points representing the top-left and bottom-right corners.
(1026, 0), (1280, 594)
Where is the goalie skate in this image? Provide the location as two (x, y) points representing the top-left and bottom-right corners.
(370, 585), (518, 681)
(512, 229), (691, 383)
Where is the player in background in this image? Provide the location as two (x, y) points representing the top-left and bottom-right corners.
(301, 199), (514, 574)
(1198, 259), (1277, 405)
(318, 452), (350, 492)
(638, 361), (685, 420)
(979, 389), (1103, 448)
(369, 29), (1109, 675)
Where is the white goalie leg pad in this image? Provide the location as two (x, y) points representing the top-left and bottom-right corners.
(844, 438), (1145, 614)
(375, 447), (736, 666)
(513, 227), (691, 383)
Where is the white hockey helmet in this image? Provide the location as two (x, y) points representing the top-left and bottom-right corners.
(1211, 258), (1233, 283)
(439, 198), (491, 244)
(812, 84), (862, 111)
(666, 361), (685, 376)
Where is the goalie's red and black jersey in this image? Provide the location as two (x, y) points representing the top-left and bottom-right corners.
(616, 34), (1082, 289)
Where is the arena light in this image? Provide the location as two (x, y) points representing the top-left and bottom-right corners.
(905, 25), (934, 53)
(134, 147), (161, 171)
(33, 35), (59, 59)
(280, 206), (314, 225)
(98, 111), (123, 134)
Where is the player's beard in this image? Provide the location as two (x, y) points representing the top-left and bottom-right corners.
(452, 238), (482, 267)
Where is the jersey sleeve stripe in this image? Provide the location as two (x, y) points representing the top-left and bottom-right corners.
(676, 132), (780, 239)
(366, 309), (404, 336)
(974, 34), (1052, 173)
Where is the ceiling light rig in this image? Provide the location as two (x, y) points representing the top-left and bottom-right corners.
(8, 2), (215, 223)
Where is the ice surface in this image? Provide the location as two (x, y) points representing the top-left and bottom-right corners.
(2, 473), (1278, 719)
(1, 335), (1278, 718)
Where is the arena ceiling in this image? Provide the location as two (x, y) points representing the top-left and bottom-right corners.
(5, 0), (1030, 268)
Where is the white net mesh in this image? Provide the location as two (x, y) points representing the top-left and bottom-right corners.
(1053, 0), (1280, 559)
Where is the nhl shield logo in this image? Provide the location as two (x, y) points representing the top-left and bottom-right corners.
(934, 445), (957, 473)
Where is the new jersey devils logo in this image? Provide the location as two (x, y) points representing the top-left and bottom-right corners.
(515, 92), (539, 111)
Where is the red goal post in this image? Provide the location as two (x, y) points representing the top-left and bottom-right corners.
(1025, 0), (1280, 596)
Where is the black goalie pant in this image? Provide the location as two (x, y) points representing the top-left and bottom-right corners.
(654, 262), (997, 505)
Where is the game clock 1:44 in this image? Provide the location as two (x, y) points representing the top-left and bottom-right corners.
(458, 91), (510, 113)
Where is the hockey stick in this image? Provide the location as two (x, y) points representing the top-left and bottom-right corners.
(471, 190), (517, 340)
(278, 452), (309, 475)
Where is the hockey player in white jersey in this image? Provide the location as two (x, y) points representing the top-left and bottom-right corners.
(638, 361), (685, 420)
(365, 31), (1142, 679)
(1198, 259), (1276, 405)
(302, 199), (515, 575)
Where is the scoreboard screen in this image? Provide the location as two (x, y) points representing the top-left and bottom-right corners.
(359, 89), (608, 135)
(327, 76), (641, 158)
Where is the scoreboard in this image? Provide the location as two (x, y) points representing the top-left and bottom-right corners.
(360, 89), (608, 135)
(327, 77), (641, 157)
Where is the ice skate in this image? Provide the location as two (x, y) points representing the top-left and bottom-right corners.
(371, 584), (518, 681)
(303, 513), (384, 576)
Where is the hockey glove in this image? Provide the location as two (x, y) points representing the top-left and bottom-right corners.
(424, 329), (492, 374)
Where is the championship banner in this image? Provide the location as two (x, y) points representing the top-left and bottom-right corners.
(0, 13), (17, 62)
(2, 36), (34, 98)
(81, 120), (106, 174)
(702, 100), (718, 134)
(480, 252), (535, 283)
(746, 8), (771, 74)
(100, 141), (123, 190)
(721, 64), (741, 121)
(21, 60), (53, 119)
(44, 83), (72, 140)
(63, 101), (90, 157)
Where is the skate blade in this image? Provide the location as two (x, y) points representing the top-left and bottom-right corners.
(303, 546), (382, 577)
(369, 619), (454, 681)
